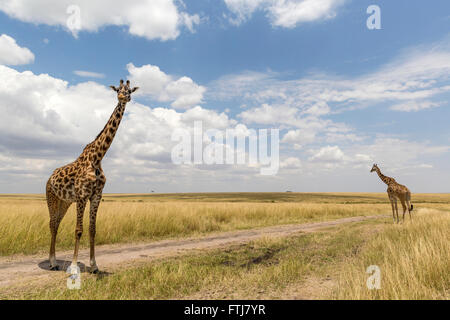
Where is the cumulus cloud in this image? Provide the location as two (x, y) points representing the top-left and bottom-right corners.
(0, 34), (34, 65)
(309, 145), (345, 163)
(281, 129), (316, 148)
(280, 156), (302, 169)
(0, 64), (256, 192)
(127, 63), (206, 109)
(0, 65), (115, 157)
(348, 138), (449, 172)
(0, 0), (200, 41)
(0, 62), (449, 192)
(224, 0), (345, 27)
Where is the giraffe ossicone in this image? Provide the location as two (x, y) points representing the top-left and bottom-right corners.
(46, 80), (138, 273)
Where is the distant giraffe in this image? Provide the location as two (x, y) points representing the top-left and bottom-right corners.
(46, 80), (138, 273)
(370, 164), (413, 224)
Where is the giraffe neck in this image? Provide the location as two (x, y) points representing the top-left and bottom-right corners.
(376, 167), (394, 185)
(84, 101), (127, 167)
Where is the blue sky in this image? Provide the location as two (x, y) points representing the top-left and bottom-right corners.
(0, 0), (449, 193)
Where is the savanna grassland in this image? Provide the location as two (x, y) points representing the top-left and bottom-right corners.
(0, 193), (448, 300)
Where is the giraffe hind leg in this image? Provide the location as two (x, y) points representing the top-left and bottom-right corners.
(400, 199), (407, 224)
(47, 185), (71, 270)
(393, 199), (399, 224)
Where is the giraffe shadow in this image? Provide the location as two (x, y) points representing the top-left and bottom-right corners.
(38, 260), (87, 273)
(38, 260), (113, 279)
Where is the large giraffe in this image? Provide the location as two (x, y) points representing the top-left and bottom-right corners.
(370, 164), (413, 224)
(46, 80), (138, 273)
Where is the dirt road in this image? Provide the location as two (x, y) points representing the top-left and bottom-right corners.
(0, 215), (384, 289)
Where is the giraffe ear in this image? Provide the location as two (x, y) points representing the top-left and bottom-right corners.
(110, 85), (119, 92)
(131, 87), (139, 93)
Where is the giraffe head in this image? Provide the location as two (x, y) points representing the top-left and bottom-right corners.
(370, 164), (379, 173)
(110, 80), (139, 103)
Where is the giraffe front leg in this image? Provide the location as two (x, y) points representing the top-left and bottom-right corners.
(71, 200), (87, 271)
(389, 200), (396, 224)
(388, 194), (396, 224)
(89, 192), (102, 274)
(394, 200), (399, 224)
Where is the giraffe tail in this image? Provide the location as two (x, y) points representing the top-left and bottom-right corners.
(406, 192), (413, 212)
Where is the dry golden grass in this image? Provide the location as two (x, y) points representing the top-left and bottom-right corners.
(1, 202), (448, 300)
(335, 208), (449, 300)
(0, 197), (387, 256)
(0, 193), (448, 256)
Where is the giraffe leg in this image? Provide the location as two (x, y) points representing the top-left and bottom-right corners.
(88, 192), (102, 274)
(47, 185), (71, 270)
(389, 198), (396, 223)
(394, 199), (399, 224)
(71, 199), (87, 270)
(406, 193), (412, 221)
(400, 199), (407, 224)
(388, 193), (396, 224)
(408, 205), (412, 221)
(47, 187), (59, 270)
(50, 201), (71, 270)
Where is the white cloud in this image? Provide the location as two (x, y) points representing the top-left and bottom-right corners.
(0, 62), (449, 192)
(390, 100), (442, 112)
(309, 145), (345, 163)
(73, 70), (105, 79)
(208, 41), (450, 152)
(0, 65), (114, 153)
(282, 129), (316, 147)
(268, 0), (345, 28)
(351, 153), (373, 165)
(238, 103), (298, 126)
(325, 132), (365, 143)
(224, 0), (345, 27)
(211, 46), (450, 112)
(0, 64), (250, 192)
(280, 156), (302, 169)
(181, 106), (235, 129)
(127, 63), (206, 109)
(224, 0), (266, 25)
(0, 0), (200, 41)
(0, 34), (34, 65)
(348, 137), (449, 172)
